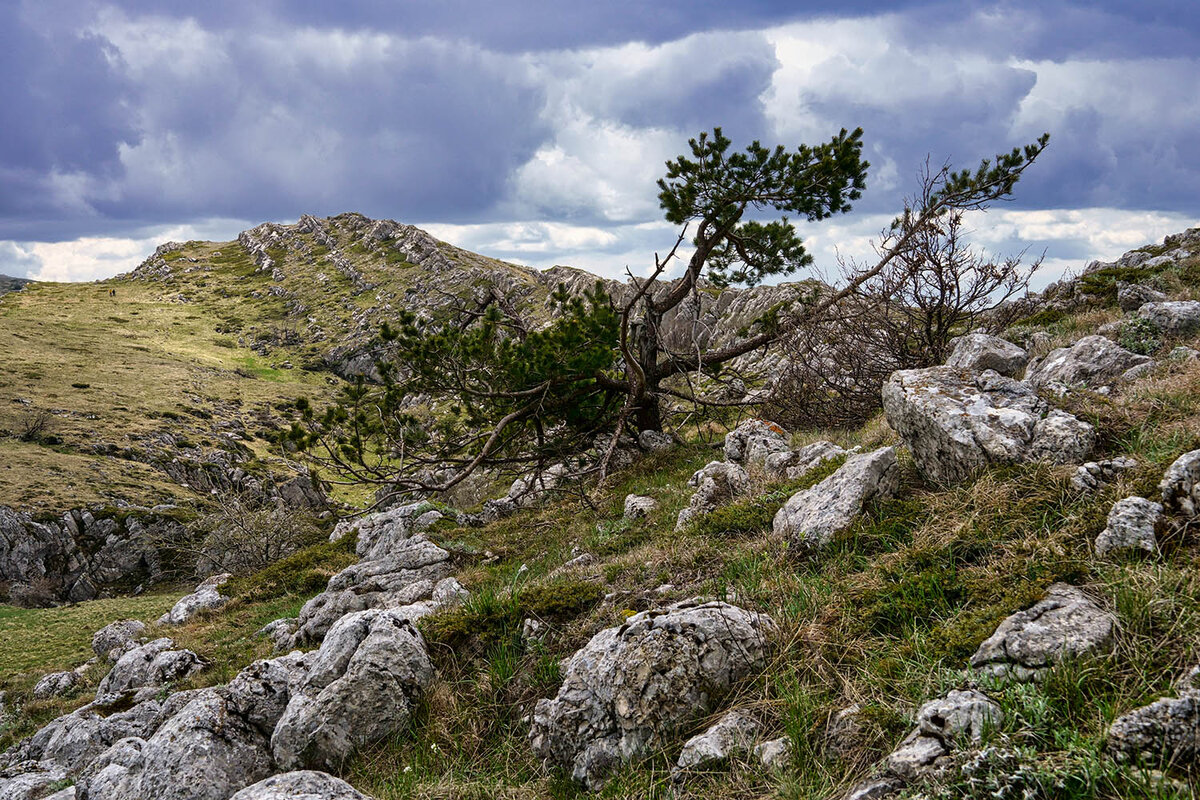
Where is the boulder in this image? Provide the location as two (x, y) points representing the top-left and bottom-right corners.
(1168, 345), (1200, 361)
(272, 609), (434, 771)
(885, 690), (1002, 780)
(32, 671), (81, 700)
(1116, 281), (1167, 312)
(1095, 497), (1161, 556)
(1160, 449), (1200, 517)
(1070, 457), (1138, 494)
(754, 737), (791, 770)
(772, 447), (899, 549)
(528, 599), (775, 789)
(1108, 664), (1200, 769)
(1025, 335), (1153, 390)
(91, 620), (146, 663)
(341, 503), (445, 561)
(944, 333), (1028, 378)
(623, 495), (657, 520)
(675, 461), (751, 530)
(157, 574), (231, 626)
(230, 771), (374, 800)
(969, 584), (1116, 681)
(1138, 300), (1200, 336)
(287, 534), (461, 646)
(883, 367), (1095, 485)
(723, 419), (790, 466)
(0, 764), (69, 800)
(675, 710), (760, 771)
(638, 430), (674, 452)
(95, 638), (205, 698)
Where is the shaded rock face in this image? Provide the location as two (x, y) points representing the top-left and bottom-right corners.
(528, 599), (775, 790)
(1025, 335), (1153, 390)
(772, 447), (899, 549)
(883, 367), (1095, 485)
(95, 638), (206, 698)
(230, 771), (375, 800)
(944, 334), (1028, 378)
(1095, 496), (1161, 557)
(675, 461), (751, 531)
(1108, 664), (1200, 768)
(1160, 449), (1200, 517)
(1138, 300), (1200, 336)
(272, 610), (434, 771)
(158, 573), (231, 626)
(885, 690), (1002, 780)
(1117, 281), (1167, 312)
(970, 584), (1116, 681)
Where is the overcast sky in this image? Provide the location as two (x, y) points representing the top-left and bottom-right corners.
(2, 0), (1198, 287)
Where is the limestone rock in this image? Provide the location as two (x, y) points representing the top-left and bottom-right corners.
(1117, 281), (1167, 312)
(762, 440), (847, 481)
(638, 430), (674, 452)
(1160, 449), (1200, 517)
(1168, 345), (1200, 361)
(32, 671), (81, 700)
(91, 620), (146, 663)
(675, 461), (750, 531)
(944, 333), (1028, 378)
(287, 533), (458, 646)
(1026, 335), (1153, 390)
(230, 771), (375, 800)
(754, 737), (791, 770)
(883, 367), (1095, 485)
(0, 764), (68, 800)
(1070, 457), (1138, 494)
(970, 584), (1116, 681)
(885, 690), (1002, 780)
(1108, 664), (1200, 769)
(272, 609), (434, 771)
(675, 710), (760, 771)
(528, 599), (775, 789)
(623, 495), (657, 520)
(95, 638), (205, 697)
(723, 419), (790, 466)
(157, 573), (231, 626)
(1138, 300), (1200, 336)
(772, 447), (899, 549)
(1095, 497), (1161, 556)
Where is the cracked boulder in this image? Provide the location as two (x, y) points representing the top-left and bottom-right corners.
(272, 609), (435, 771)
(528, 598), (775, 789)
(772, 447), (899, 549)
(885, 690), (1002, 780)
(944, 333), (1028, 378)
(1025, 335), (1153, 390)
(91, 620), (146, 663)
(969, 584), (1116, 681)
(1095, 496), (1162, 557)
(1108, 664), (1200, 769)
(883, 367), (1095, 485)
(1160, 449), (1200, 517)
(1137, 300), (1200, 336)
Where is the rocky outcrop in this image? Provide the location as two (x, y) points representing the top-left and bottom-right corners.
(885, 690), (1002, 780)
(1137, 300), (1200, 337)
(883, 367), (1095, 485)
(763, 440), (847, 481)
(272, 610), (434, 771)
(944, 334), (1028, 378)
(230, 771), (375, 800)
(158, 573), (231, 626)
(528, 599), (775, 789)
(772, 447), (899, 549)
(95, 638), (206, 697)
(1095, 497), (1161, 556)
(92, 620), (147, 663)
(1025, 335), (1153, 390)
(32, 671), (81, 700)
(1117, 281), (1167, 312)
(675, 461), (751, 530)
(969, 584), (1116, 681)
(1071, 457), (1138, 494)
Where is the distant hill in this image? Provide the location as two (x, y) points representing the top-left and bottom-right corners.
(0, 274), (30, 295)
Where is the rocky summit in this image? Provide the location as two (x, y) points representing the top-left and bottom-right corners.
(2, 220), (1200, 800)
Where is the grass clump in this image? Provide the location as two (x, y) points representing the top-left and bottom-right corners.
(225, 533), (359, 602)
